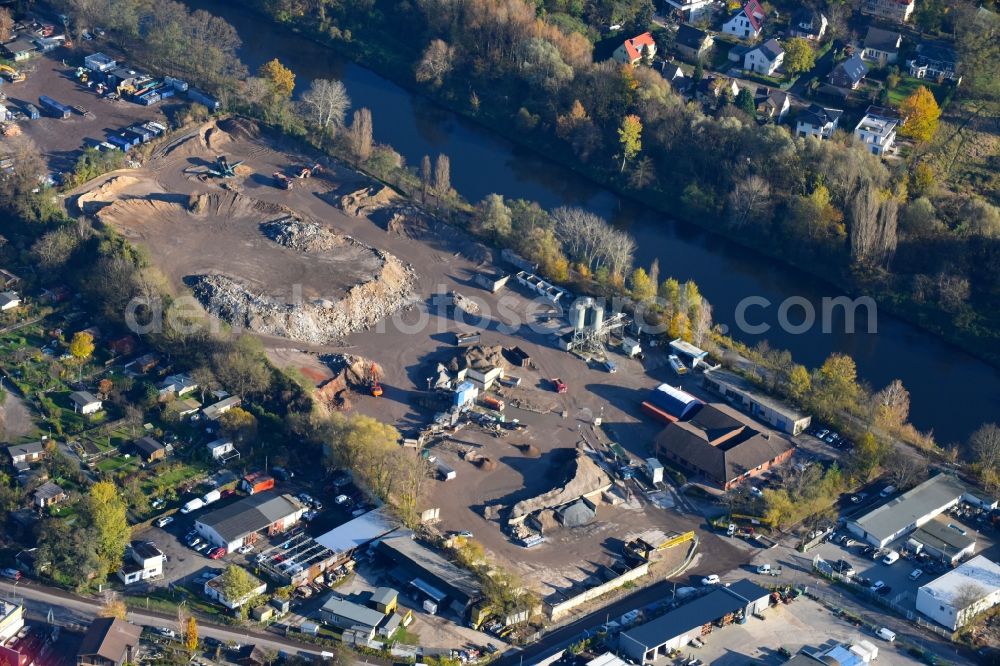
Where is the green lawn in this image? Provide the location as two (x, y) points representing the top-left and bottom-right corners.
(887, 76), (947, 107)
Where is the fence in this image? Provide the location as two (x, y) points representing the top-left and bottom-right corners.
(545, 562), (651, 621)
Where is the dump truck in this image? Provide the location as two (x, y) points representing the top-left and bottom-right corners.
(551, 378), (567, 394)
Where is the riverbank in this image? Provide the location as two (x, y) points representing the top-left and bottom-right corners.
(228, 5), (999, 371)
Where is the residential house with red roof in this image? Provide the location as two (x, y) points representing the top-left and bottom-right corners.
(722, 0), (766, 40)
(613, 32), (657, 66)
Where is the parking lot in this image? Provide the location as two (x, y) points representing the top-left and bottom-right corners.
(4, 47), (183, 172)
(689, 596), (924, 666)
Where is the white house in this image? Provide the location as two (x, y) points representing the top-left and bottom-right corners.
(206, 438), (238, 461)
(158, 373), (198, 399)
(613, 32), (657, 66)
(117, 541), (165, 585)
(0, 291), (21, 311)
(908, 44), (961, 82)
(861, 0), (915, 23)
(722, 0), (766, 40)
(744, 39), (784, 75)
(70, 391), (103, 415)
(854, 106), (899, 157)
(795, 104), (842, 140)
(862, 27), (902, 65)
(202, 395), (240, 420)
(663, 0), (714, 24)
(916, 556), (1000, 630)
(195, 492), (305, 552)
(204, 568), (266, 610)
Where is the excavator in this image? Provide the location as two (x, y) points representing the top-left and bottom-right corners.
(296, 163), (323, 179)
(0, 65), (26, 83)
(368, 363), (383, 397)
(273, 171), (293, 190)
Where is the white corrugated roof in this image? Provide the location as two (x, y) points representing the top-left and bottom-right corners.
(919, 555), (1000, 603)
(314, 508), (398, 556)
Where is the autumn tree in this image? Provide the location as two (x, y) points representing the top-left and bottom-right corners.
(970, 424), (1000, 492)
(0, 8), (13, 42)
(421, 155), (432, 201)
(416, 39), (455, 88)
(184, 616), (199, 652)
(810, 353), (860, 421)
(629, 267), (655, 302)
(219, 406), (257, 444)
(783, 38), (816, 75)
(87, 481), (131, 574)
(898, 86), (941, 142)
(348, 108), (374, 161)
(99, 592), (127, 620)
(475, 194), (513, 241)
(299, 79), (350, 142)
(219, 565), (260, 618)
(872, 379), (910, 430)
(434, 154), (451, 197)
(69, 331), (95, 382)
(787, 364), (811, 403)
(258, 58), (295, 101)
(618, 114), (642, 172)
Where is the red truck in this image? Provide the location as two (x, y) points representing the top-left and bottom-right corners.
(551, 378), (567, 394)
(241, 472), (275, 495)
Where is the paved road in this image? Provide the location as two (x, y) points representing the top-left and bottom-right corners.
(0, 579), (331, 659)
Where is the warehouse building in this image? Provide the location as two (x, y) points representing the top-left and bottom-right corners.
(620, 580), (771, 662)
(315, 507), (400, 564)
(702, 368), (812, 436)
(655, 403), (794, 490)
(845, 474), (971, 548)
(194, 492), (305, 552)
(377, 531), (482, 616)
(907, 515), (977, 564)
(916, 555), (1000, 630)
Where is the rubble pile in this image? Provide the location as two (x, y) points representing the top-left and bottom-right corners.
(261, 217), (350, 253)
(508, 448), (612, 522)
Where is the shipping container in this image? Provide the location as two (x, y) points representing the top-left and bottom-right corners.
(99, 141), (118, 152)
(106, 135), (130, 150)
(159, 87), (174, 100)
(128, 125), (153, 141)
(136, 91), (160, 106)
(187, 88), (220, 112)
(480, 395), (505, 412)
(84, 52), (117, 73)
(165, 76), (188, 92)
(121, 129), (145, 145)
(240, 472), (275, 495)
(147, 121), (167, 134)
(23, 104), (39, 120)
(38, 95), (71, 119)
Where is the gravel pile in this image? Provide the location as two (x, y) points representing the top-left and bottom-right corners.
(261, 217), (349, 253)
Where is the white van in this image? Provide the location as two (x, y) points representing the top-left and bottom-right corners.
(882, 550), (900, 565)
(876, 627), (896, 642)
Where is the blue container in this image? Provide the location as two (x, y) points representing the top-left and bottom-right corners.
(159, 87), (174, 100)
(106, 135), (130, 150)
(24, 104), (39, 120)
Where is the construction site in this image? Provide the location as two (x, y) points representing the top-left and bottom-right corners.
(66, 106), (749, 600)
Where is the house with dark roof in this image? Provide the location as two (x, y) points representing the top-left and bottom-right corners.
(655, 403), (794, 489)
(908, 43), (960, 82)
(722, 0), (766, 40)
(613, 32), (657, 65)
(76, 617), (142, 666)
(755, 88), (791, 123)
(861, 0), (915, 23)
(620, 580), (771, 661)
(828, 54), (869, 89)
(117, 540), (165, 585)
(194, 492), (305, 551)
(743, 39), (784, 75)
(33, 481), (66, 509)
(6, 441), (45, 467)
(789, 7), (827, 40)
(321, 596), (388, 640)
(674, 24), (714, 61)
(862, 27), (902, 65)
(2, 38), (35, 61)
(659, 61), (686, 90)
(133, 436), (166, 462)
(795, 104), (842, 139)
(70, 391), (103, 415)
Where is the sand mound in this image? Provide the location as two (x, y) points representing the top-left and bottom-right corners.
(509, 450), (612, 521)
(448, 345), (508, 373)
(76, 175), (139, 214)
(340, 185), (399, 217)
(218, 117), (260, 141)
(518, 444), (541, 458)
(187, 190), (284, 218)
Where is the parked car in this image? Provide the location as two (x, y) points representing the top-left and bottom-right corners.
(208, 547), (227, 560)
(237, 544), (254, 555)
(701, 574), (720, 585)
(880, 485), (896, 497)
(882, 550), (900, 565)
(909, 569), (923, 580)
(157, 627), (177, 638)
(870, 580), (885, 592)
(876, 627), (896, 642)
(187, 537), (202, 548)
(195, 543), (210, 553)
(155, 516), (174, 528)
(0, 569), (21, 581)
(876, 585), (892, 596)
(457, 530), (474, 538)
(836, 560), (856, 577)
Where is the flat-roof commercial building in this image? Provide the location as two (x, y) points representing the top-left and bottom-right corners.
(845, 474), (970, 548)
(377, 531), (482, 617)
(320, 596), (388, 641)
(655, 403), (794, 490)
(315, 508), (399, 563)
(916, 555), (1000, 630)
(195, 492), (305, 552)
(620, 580), (771, 662)
(702, 369), (812, 436)
(907, 515), (977, 564)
